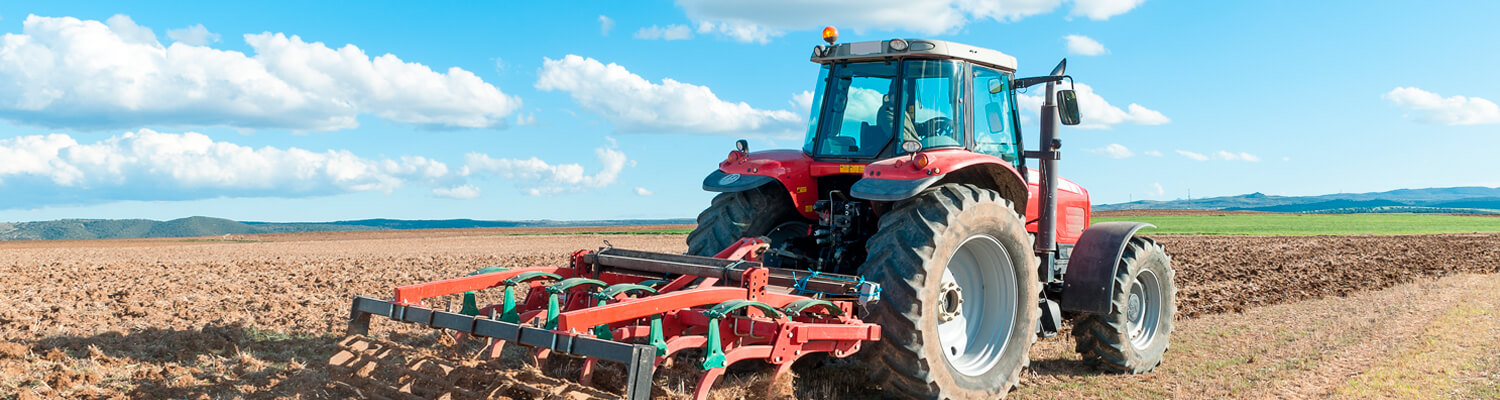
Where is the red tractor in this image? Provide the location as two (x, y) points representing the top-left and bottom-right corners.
(687, 30), (1177, 398)
(342, 29), (1176, 400)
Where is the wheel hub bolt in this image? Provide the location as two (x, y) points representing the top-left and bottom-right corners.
(938, 281), (963, 322)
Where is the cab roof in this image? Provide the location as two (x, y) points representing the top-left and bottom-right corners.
(810, 39), (1018, 72)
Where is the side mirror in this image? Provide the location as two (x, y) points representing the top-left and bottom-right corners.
(1057, 89), (1080, 126)
(988, 78), (1005, 94)
(735, 139), (749, 153)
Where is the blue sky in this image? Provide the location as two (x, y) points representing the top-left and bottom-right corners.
(1, 1), (1497, 222)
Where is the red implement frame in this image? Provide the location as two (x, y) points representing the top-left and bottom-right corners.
(358, 239), (881, 400)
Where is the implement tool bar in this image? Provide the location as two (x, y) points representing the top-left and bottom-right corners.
(585, 248), (860, 295)
(346, 296), (655, 400)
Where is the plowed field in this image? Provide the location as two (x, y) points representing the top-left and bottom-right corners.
(2, 230), (1498, 399)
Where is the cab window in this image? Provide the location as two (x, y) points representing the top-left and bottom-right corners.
(972, 66), (1019, 164)
(811, 62), (897, 158)
(896, 59), (963, 153)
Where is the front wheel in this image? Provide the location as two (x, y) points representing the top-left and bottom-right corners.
(685, 184), (800, 256)
(859, 184), (1039, 399)
(1072, 237), (1176, 374)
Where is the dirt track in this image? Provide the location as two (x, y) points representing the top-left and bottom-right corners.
(2, 231), (1498, 398)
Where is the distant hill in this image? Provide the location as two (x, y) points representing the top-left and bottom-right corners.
(1097, 186), (1500, 214)
(0, 216), (695, 241)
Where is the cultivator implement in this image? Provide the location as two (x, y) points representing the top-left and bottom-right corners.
(342, 238), (882, 399)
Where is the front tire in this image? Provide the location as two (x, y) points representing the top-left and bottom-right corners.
(859, 184), (1039, 399)
(1072, 237), (1176, 374)
(686, 184), (800, 256)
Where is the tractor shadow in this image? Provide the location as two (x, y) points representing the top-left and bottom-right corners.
(1028, 355), (1110, 378)
(1024, 324), (1119, 379)
(19, 323), (358, 399)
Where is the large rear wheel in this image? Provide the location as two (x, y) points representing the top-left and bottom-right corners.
(860, 184), (1039, 399)
(1072, 237), (1176, 374)
(686, 184), (800, 256)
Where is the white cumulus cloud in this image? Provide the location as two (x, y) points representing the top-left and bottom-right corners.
(674, 0), (1144, 43)
(1176, 150), (1208, 161)
(535, 55), (803, 137)
(166, 23), (219, 45)
(1213, 151), (1260, 162)
(635, 25), (693, 40)
(515, 112), (537, 126)
(598, 15), (615, 36)
(1070, 0), (1147, 20)
(0, 130), (458, 208)
(792, 91), (814, 111)
(1017, 82), (1168, 129)
(1149, 182), (1164, 196)
(1176, 149), (1259, 162)
(0, 14), (520, 131)
(635, 187), (653, 196)
(1383, 87), (1500, 125)
(1064, 34), (1107, 56)
(463, 145), (629, 196)
(433, 184), (482, 199)
(1088, 143), (1133, 158)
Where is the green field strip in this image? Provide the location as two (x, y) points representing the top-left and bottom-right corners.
(1093, 214), (1500, 235)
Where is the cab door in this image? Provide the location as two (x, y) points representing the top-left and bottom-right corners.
(969, 65), (1021, 166)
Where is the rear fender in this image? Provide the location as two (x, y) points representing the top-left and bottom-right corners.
(1059, 221), (1155, 315)
(850, 149), (1027, 215)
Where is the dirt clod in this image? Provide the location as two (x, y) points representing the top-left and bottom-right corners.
(0, 341), (28, 359)
(45, 364), (101, 391)
(42, 348), (67, 361)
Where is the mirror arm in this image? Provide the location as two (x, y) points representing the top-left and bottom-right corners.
(1012, 75), (1072, 90)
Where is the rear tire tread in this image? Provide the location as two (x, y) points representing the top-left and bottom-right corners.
(1072, 237), (1176, 374)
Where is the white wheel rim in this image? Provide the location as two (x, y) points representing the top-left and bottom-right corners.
(1127, 269), (1162, 350)
(937, 234), (1016, 376)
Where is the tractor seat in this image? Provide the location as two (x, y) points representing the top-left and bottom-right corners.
(827, 136), (858, 154)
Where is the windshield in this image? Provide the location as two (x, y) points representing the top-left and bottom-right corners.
(803, 60), (964, 159)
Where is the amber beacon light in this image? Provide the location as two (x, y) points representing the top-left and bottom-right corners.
(822, 26), (838, 45)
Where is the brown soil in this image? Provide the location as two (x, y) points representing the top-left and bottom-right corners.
(1156, 234), (1500, 317)
(0, 231), (686, 399)
(2, 229), (1497, 398)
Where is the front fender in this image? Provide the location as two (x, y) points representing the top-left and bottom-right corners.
(702, 149), (820, 219)
(701, 170), (776, 193)
(849, 175), (943, 201)
(849, 149), (1027, 215)
(1059, 221), (1155, 315)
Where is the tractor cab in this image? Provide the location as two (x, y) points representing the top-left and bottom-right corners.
(802, 38), (1023, 166)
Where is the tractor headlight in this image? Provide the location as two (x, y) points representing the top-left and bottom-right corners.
(889, 38), (909, 52)
(901, 140), (922, 153)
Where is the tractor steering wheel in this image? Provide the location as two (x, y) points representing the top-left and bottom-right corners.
(922, 116), (954, 139)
